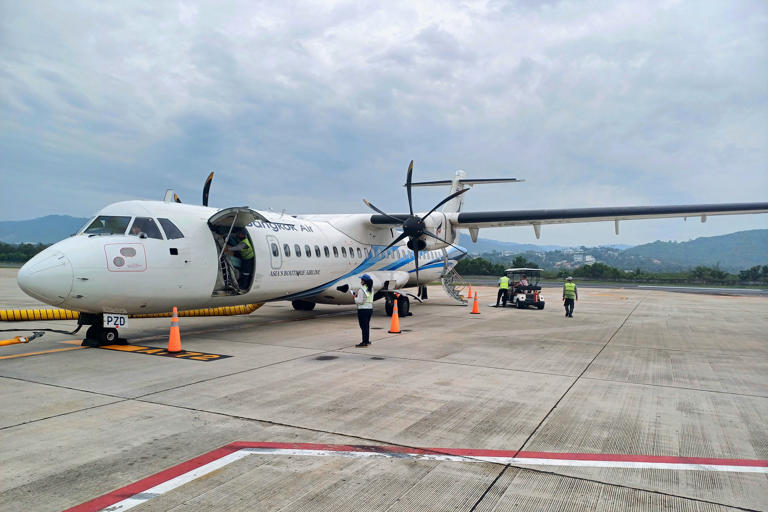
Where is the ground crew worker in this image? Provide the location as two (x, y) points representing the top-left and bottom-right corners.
(225, 231), (255, 290)
(352, 274), (374, 347)
(563, 276), (578, 317)
(496, 274), (510, 307)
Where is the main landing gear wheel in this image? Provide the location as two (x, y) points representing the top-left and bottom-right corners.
(291, 300), (316, 311)
(385, 296), (410, 317)
(397, 295), (410, 317)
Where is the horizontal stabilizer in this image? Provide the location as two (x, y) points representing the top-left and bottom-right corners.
(407, 178), (523, 187)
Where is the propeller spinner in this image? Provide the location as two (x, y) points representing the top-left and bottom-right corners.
(363, 160), (468, 285)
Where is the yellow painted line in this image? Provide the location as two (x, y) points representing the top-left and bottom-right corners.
(0, 346), (86, 360)
(98, 344), (232, 361)
(101, 344), (146, 352)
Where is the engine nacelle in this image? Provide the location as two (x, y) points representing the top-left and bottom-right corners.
(416, 212), (455, 250)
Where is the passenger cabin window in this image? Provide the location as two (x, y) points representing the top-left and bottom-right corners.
(305, 244), (312, 258)
(283, 244), (291, 257)
(315, 245), (321, 258)
(271, 243), (279, 257)
(333, 246), (339, 257)
(158, 218), (184, 239)
(341, 247), (347, 257)
(324, 246), (330, 257)
(357, 248), (362, 259)
(130, 217), (163, 239)
(83, 215), (131, 235)
(294, 244), (302, 257)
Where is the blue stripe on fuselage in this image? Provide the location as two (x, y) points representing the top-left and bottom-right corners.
(274, 244), (467, 301)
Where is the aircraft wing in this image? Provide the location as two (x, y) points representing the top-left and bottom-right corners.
(369, 202), (768, 230)
(446, 202), (768, 229)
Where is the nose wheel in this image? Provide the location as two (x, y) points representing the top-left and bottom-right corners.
(80, 314), (127, 347)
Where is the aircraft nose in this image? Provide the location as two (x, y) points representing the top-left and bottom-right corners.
(17, 250), (74, 306)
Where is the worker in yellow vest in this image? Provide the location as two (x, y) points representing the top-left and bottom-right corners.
(496, 274), (510, 307)
(563, 276), (578, 317)
(226, 231), (255, 290)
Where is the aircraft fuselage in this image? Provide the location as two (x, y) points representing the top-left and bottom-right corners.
(17, 201), (460, 314)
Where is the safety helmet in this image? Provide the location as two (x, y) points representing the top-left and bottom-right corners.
(361, 274), (372, 282)
(566, 276), (573, 281)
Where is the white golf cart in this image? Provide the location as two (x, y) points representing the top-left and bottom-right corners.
(504, 268), (545, 309)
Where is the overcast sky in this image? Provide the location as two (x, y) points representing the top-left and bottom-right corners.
(1, 0), (766, 246)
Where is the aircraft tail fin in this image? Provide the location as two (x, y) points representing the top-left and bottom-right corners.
(408, 172), (524, 213)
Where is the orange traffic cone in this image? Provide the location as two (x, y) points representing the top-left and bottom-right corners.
(470, 292), (480, 314)
(388, 295), (401, 334)
(466, 284), (473, 301)
(168, 307), (182, 353)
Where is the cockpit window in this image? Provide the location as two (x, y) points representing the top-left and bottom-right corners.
(83, 216), (131, 235)
(130, 217), (163, 239)
(158, 218), (184, 239)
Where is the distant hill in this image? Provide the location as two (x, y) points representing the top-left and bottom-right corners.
(458, 233), (568, 254)
(621, 229), (768, 272)
(0, 215), (89, 244)
(475, 229), (768, 273)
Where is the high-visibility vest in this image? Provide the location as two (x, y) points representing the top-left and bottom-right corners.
(357, 288), (374, 309)
(499, 276), (510, 289)
(563, 282), (576, 299)
(239, 238), (255, 260)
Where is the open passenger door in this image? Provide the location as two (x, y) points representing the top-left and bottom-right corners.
(208, 207), (267, 296)
(208, 207), (268, 229)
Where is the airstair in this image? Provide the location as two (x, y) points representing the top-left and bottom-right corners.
(441, 267), (469, 305)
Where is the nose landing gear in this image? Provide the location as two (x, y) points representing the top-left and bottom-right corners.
(79, 313), (127, 347)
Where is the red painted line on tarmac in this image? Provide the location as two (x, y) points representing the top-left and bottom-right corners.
(62, 445), (239, 512)
(229, 442), (768, 467)
(65, 442), (768, 512)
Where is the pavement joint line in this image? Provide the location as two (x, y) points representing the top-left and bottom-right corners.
(606, 341), (768, 356)
(494, 464), (763, 512)
(469, 464), (510, 512)
(332, 349), (583, 379)
(513, 292), (650, 458)
(0, 395), (128, 432)
(130, 337), (405, 400)
(65, 442), (768, 512)
(132, 349), (337, 401)
(379, 464), (443, 512)
(581, 375), (768, 400)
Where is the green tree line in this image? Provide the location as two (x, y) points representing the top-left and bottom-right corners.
(0, 242), (50, 263)
(456, 256), (768, 285)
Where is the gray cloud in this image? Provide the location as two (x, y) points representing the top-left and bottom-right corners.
(1, 0), (766, 246)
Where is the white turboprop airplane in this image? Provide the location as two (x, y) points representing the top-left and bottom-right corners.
(15, 163), (768, 346)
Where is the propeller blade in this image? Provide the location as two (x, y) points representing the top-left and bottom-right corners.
(173, 193), (182, 203)
(202, 171), (214, 206)
(363, 199), (405, 224)
(373, 231), (408, 257)
(422, 230), (467, 255)
(413, 245), (420, 286)
(423, 187), (469, 220)
(406, 160), (414, 216)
